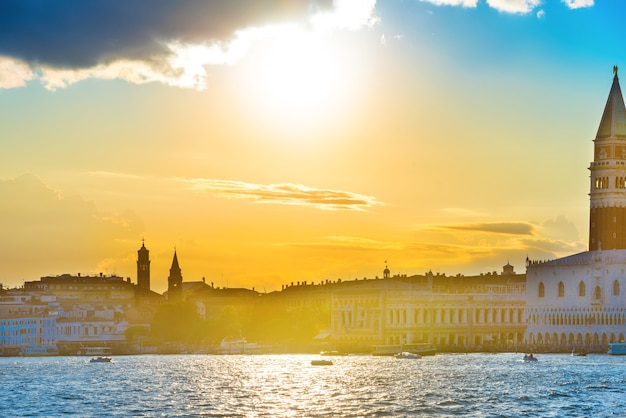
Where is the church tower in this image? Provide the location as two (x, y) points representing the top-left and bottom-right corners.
(167, 250), (183, 301)
(137, 240), (150, 290)
(589, 66), (626, 251)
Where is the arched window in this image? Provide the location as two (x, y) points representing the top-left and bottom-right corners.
(594, 285), (602, 300)
(538, 282), (545, 298)
(579, 281), (586, 297)
(614, 280), (620, 296)
(558, 281), (565, 297)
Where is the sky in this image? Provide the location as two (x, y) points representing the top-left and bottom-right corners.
(0, 0), (624, 294)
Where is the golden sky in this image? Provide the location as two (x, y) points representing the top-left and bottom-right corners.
(0, 0), (621, 293)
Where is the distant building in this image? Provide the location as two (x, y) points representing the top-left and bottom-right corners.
(167, 251), (183, 302)
(330, 264), (526, 352)
(526, 68), (626, 352)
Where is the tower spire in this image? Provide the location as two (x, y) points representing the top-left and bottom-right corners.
(168, 249), (183, 301)
(589, 66), (626, 250)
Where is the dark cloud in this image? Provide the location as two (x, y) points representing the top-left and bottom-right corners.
(0, 0), (333, 68)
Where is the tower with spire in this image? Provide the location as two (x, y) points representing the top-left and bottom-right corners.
(137, 240), (151, 291)
(167, 250), (183, 301)
(589, 66), (626, 251)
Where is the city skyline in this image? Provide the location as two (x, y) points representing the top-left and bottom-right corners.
(1, 1), (624, 293)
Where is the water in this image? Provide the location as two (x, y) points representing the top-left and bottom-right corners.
(1, 353), (625, 417)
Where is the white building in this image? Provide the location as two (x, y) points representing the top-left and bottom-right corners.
(331, 265), (526, 353)
(526, 67), (626, 352)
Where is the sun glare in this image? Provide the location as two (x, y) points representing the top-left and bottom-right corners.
(253, 28), (344, 120)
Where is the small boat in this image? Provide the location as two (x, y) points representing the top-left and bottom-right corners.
(320, 350), (347, 356)
(311, 359), (333, 366)
(20, 346), (59, 357)
(394, 352), (421, 359)
(571, 348), (587, 357)
(608, 342), (626, 355)
(216, 337), (270, 355)
(371, 343), (436, 357)
(90, 356), (112, 363)
(522, 354), (538, 362)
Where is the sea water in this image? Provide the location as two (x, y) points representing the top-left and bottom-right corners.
(1, 353), (625, 417)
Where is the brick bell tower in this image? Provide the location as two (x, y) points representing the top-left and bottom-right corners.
(589, 66), (626, 251)
(137, 240), (151, 291)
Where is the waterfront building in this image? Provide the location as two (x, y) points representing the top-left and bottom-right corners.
(0, 306), (57, 356)
(330, 265), (526, 353)
(24, 273), (136, 305)
(526, 68), (626, 352)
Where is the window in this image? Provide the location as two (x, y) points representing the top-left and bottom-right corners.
(594, 286), (602, 300)
(558, 281), (565, 297)
(538, 282), (545, 298)
(614, 280), (620, 296)
(579, 281), (586, 297)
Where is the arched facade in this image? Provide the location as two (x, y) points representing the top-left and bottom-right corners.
(526, 70), (626, 353)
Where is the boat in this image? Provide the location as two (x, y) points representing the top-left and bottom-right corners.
(89, 356), (112, 363)
(523, 354), (538, 362)
(571, 348), (587, 357)
(311, 359), (333, 366)
(20, 346), (59, 357)
(77, 346), (112, 356)
(216, 337), (268, 354)
(394, 352), (421, 359)
(608, 342), (626, 355)
(320, 350), (347, 356)
(372, 343), (436, 357)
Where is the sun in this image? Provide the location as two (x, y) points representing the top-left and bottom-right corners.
(241, 26), (350, 126)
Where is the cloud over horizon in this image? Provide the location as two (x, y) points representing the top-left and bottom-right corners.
(0, 174), (140, 281)
(183, 178), (382, 211)
(434, 221), (537, 236)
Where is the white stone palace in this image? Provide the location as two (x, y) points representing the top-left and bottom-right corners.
(526, 67), (626, 352)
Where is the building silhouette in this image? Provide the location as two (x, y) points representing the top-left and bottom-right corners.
(167, 250), (183, 302)
(137, 240), (150, 291)
(526, 67), (626, 351)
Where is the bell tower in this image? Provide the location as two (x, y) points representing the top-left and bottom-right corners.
(167, 250), (183, 301)
(589, 66), (626, 251)
(137, 240), (150, 290)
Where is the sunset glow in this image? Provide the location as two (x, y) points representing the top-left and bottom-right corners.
(0, 0), (621, 293)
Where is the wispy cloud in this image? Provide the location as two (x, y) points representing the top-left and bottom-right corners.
(486, 0), (542, 14)
(420, 0), (478, 7)
(420, 0), (575, 15)
(183, 178), (382, 211)
(562, 0), (594, 9)
(432, 221), (537, 235)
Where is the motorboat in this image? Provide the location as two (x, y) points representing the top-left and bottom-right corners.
(372, 343), (436, 357)
(571, 348), (587, 357)
(522, 354), (538, 362)
(608, 342), (626, 355)
(394, 352), (421, 359)
(216, 337), (270, 354)
(78, 346), (112, 357)
(320, 350), (347, 356)
(311, 359), (333, 366)
(20, 346), (59, 357)
(89, 356), (112, 363)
